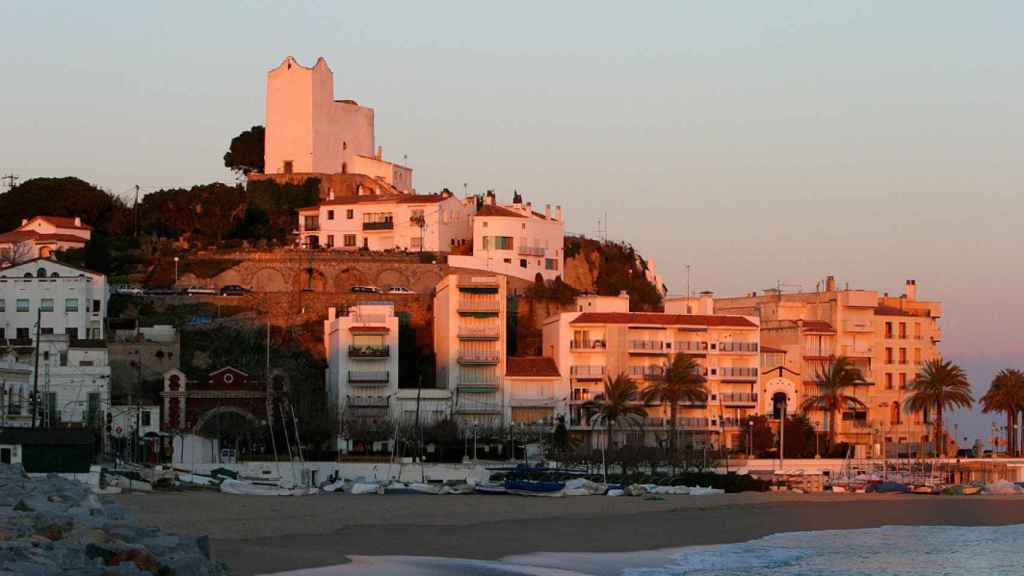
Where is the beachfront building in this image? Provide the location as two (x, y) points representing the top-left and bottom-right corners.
(711, 277), (942, 456)
(324, 302), (400, 436)
(447, 192), (565, 283)
(0, 259), (110, 428)
(0, 216), (92, 265)
(261, 56), (413, 192)
(542, 292), (761, 450)
(434, 273), (508, 428)
(505, 357), (565, 429)
(297, 188), (474, 253)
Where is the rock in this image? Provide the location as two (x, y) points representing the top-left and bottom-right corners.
(13, 499), (33, 512)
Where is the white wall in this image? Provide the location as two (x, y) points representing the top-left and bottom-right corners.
(325, 303), (400, 423)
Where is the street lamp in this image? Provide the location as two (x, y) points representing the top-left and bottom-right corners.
(747, 418), (753, 458)
(173, 257), (180, 286)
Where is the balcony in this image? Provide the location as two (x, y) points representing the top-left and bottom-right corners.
(457, 381), (500, 392)
(455, 401), (502, 414)
(348, 395), (389, 408)
(348, 371), (390, 387)
(570, 365), (606, 380)
(840, 345), (873, 358)
(518, 245), (546, 257)
(570, 340), (606, 351)
(302, 223), (320, 232)
(348, 344), (389, 358)
(458, 351), (500, 365)
(677, 417), (711, 430)
(458, 300), (500, 315)
(673, 341), (708, 354)
(720, 392), (758, 405)
(362, 221), (394, 231)
(719, 417), (742, 429)
(628, 340), (665, 354)
(717, 342), (758, 353)
(643, 417), (666, 428)
(844, 319), (874, 332)
(628, 366), (665, 381)
(458, 326), (500, 340)
(718, 367), (758, 381)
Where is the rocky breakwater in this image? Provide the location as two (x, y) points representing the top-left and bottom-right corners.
(0, 465), (226, 575)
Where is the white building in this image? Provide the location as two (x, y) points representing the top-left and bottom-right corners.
(324, 302), (400, 440)
(434, 273), (508, 427)
(0, 259), (110, 428)
(505, 357), (564, 429)
(298, 189), (474, 253)
(448, 192), (565, 283)
(0, 216), (92, 265)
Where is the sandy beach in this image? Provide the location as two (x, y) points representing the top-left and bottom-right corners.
(110, 491), (1024, 575)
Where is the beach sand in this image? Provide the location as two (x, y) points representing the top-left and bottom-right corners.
(111, 491), (1024, 575)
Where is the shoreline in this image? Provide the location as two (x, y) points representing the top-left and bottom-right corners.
(111, 492), (1024, 575)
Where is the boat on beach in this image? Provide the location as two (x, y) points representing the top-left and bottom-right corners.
(505, 479), (566, 497)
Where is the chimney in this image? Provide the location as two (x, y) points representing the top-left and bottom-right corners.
(74, 217), (81, 227)
(328, 190), (335, 201)
(525, 201), (532, 214)
(513, 195), (522, 208)
(487, 191), (496, 206)
(545, 204), (551, 219)
(905, 279), (917, 301)
(555, 205), (562, 221)
(699, 291), (714, 315)
(825, 275), (836, 292)
(21, 218), (27, 226)
(376, 145), (383, 159)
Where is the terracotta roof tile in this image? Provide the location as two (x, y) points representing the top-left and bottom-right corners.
(570, 312), (757, 328)
(506, 357), (561, 378)
(800, 321), (836, 333)
(0, 230), (88, 244)
(25, 216), (92, 230)
(476, 204), (528, 219)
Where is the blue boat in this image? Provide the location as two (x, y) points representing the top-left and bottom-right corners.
(505, 479), (566, 497)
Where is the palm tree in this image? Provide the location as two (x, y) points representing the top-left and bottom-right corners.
(800, 356), (866, 451)
(583, 373), (647, 475)
(981, 369), (1024, 456)
(906, 359), (973, 456)
(641, 353), (708, 456)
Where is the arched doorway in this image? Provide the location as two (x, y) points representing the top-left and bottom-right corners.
(193, 406), (262, 460)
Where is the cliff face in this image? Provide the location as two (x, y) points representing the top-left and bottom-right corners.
(560, 236), (664, 311)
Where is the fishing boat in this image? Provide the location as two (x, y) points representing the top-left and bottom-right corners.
(505, 479), (566, 497)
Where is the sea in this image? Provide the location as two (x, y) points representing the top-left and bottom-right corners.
(268, 524), (1024, 576)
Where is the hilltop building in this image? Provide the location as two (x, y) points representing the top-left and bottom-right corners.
(542, 292), (761, 450)
(0, 216), (92, 265)
(260, 56), (413, 193)
(709, 276), (942, 456)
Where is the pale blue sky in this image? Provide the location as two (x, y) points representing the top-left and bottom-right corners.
(2, 1), (1021, 442)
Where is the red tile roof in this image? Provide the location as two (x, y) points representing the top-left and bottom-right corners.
(348, 326), (389, 333)
(570, 312), (757, 328)
(0, 230), (88, 244)
(24, 216), (92, 230)
(800, 321), (836, 333)
(761, 345), (787, 354)
(475, 204), (528, 219)
(506, 357), (561, 378)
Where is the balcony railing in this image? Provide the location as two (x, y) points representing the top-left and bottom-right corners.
(518, 245), (546, 257)
(840, 345), (873, 357)
(458, 300), (500, 314)
(351, 314), (387, 324)
(302, 223), (320, 232)
(348, 344), (389, 358)
(628, 340), (665, 353)
(718, 367), (758, 380)
(458, 351), (500, 365)
(570, 340), (606, 351)
(720, 392), (758, 404)
(458, 326), (500, 340)
(628, 366), (665, 380)
(643, 417), (665, 428)
(570, 365), (606, 380)
(455, 401), (502, 414)
(844, 319), (874, 332)
(673, 341), (708, 353)
(362, 221), (394, 231)
(719, 417), (742, 428)
(348, 371), (390, 386)
(348, 396), (389, 408)
(457, 381), (500, 391)
(677, 417), (711, 429)
(718, 342), (758, 353)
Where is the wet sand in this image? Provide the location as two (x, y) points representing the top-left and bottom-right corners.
(111, 491), (1024, 575)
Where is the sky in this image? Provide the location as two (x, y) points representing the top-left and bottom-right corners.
(1, 1), (1021, 443)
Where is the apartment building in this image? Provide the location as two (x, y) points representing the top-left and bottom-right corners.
(712, 276), (942, 455)
(542, 292), (760, 450)
(434, 273), (508, 428)
(324, 302), (400, 438)
(447, 192), (565, 283)
(0, 259), (110, 428)
(297, 189), (474, 253)
(505, 357), (564, 428)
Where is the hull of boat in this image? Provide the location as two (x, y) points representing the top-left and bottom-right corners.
(506, 480), (566, 497)
(473, 483), (508, 495)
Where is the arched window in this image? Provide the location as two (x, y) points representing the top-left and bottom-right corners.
(23, 272), (32, 278)
(36, 268), (46, 278)
(50, 272), (59, 278)
(342, 141), (347, 151)
(342, 162), (348, 174)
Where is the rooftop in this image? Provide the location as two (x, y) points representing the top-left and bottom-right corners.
(571, 312), (757, 328)
(506, 357), (561, 378)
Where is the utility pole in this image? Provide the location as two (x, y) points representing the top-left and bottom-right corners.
(1, 174), (18, 191)
(31, 308), (41, 428)
(134, 185), (140, 237)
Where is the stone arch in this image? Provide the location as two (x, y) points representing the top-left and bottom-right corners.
(334, 267), (368, 292)
(292, 268), (328, 292)
(192, 405), (259, 435)
(376, 268), (411, 290)
(252, 268), (288, 292)
(410, 268), (443, 294)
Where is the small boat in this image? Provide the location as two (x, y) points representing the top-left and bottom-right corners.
(473, 482), (508, 495)
(409, 482), (443, 495)
(962, 485), (982, 495)
(505, 479), (566, 497)
(910, 485), (938, 495)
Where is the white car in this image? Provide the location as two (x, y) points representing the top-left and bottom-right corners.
(386, 286), (415, 295)
(351, 286), (382, 294)
(186, 286), (218, 295)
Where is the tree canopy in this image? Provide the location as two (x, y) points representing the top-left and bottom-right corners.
(0, 177), (131, 235)
(223, 125), (265, 175)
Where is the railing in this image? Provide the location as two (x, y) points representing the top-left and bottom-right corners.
(673, 341), (708, 353)
(844, 419), (873, 429)
(348, 396), (389, 408)
(571, 388), (593, 402)
(718, 367), (758, 379)
(570, 365), (606, 379)
(348, 371), (390, 386)
(458, 381), (500, 390)
(455, 401), (502, 414)
(840, 345), (873, 357)
(362, 221), (394, 230)
(844, 319), (874, 332)
(719, 417), (742, 428)
(302, 223), (320, 232)
(458, 326), (500, 339)
(720, 392), (758, 404)
(628, 366), (665, 380)
(458, 300), (500, 313)
(643, 417), (665, 428)
(677, 417), (711, 429)
(458, 351), (500, 364)
(348, 345), (390, 358)
(628, 340), (665, 352)
(718, 341), (758, 353)
(517, 245), (546, 256)
(351, 314), (387, 324)
(570, 340), (606, 351)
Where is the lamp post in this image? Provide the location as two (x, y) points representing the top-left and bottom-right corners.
(173, 257), (179, 286)
(747, 418), (753, 458)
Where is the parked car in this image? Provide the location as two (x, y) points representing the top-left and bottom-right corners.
(116, 285), (145, 296)
(144, 287), (180, 296)
(219, 285), (250, 296)
(386, 286), (415, 295)
(350, 286), (382, 294)
(186, 286), (218, 295)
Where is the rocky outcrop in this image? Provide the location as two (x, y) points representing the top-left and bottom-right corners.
(0, 465), (225, 575)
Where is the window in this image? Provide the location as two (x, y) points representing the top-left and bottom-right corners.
(342, 141), (347, 151)
(914, 322), (922, 339)
(885, 373), (893, 390)
(519, 259), (527, 269)
(346, 209), (354, 219)
(545, 258), (559, 271)
(891, 402), (901, 425)
(141, 411), (152, 427)
(16, 328), (29, 340)
(0, 299), (4, 313)
(66, 327), (78, 340)
(914, 348), (922, 364)
(87, 393), (100, 426)
(410, 237), (422, 250)
(884, 322), (893, 338)
(503, 258), (511, 264)
(0, 328), (4, 340)
(92, 300), (101, 315)
(344, 234), (357, 247)
(327, 210), (335, 221)
(899, 347), (907, 364)
(899, 322), (907, 339)
(899, 373), (907, 389)
(885, 347), (893, 364)
(41, 328), (53, 336)
(482, 236), (513, 250)
(36, 268), (46, 278)
(65, 298), (78, 312)
(16, 299), (29, 313)
(304, 215), (319, 230)
(326, 235), (335, 248)
(40, 298), (54, 312)
(283, 160), (293, 174)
